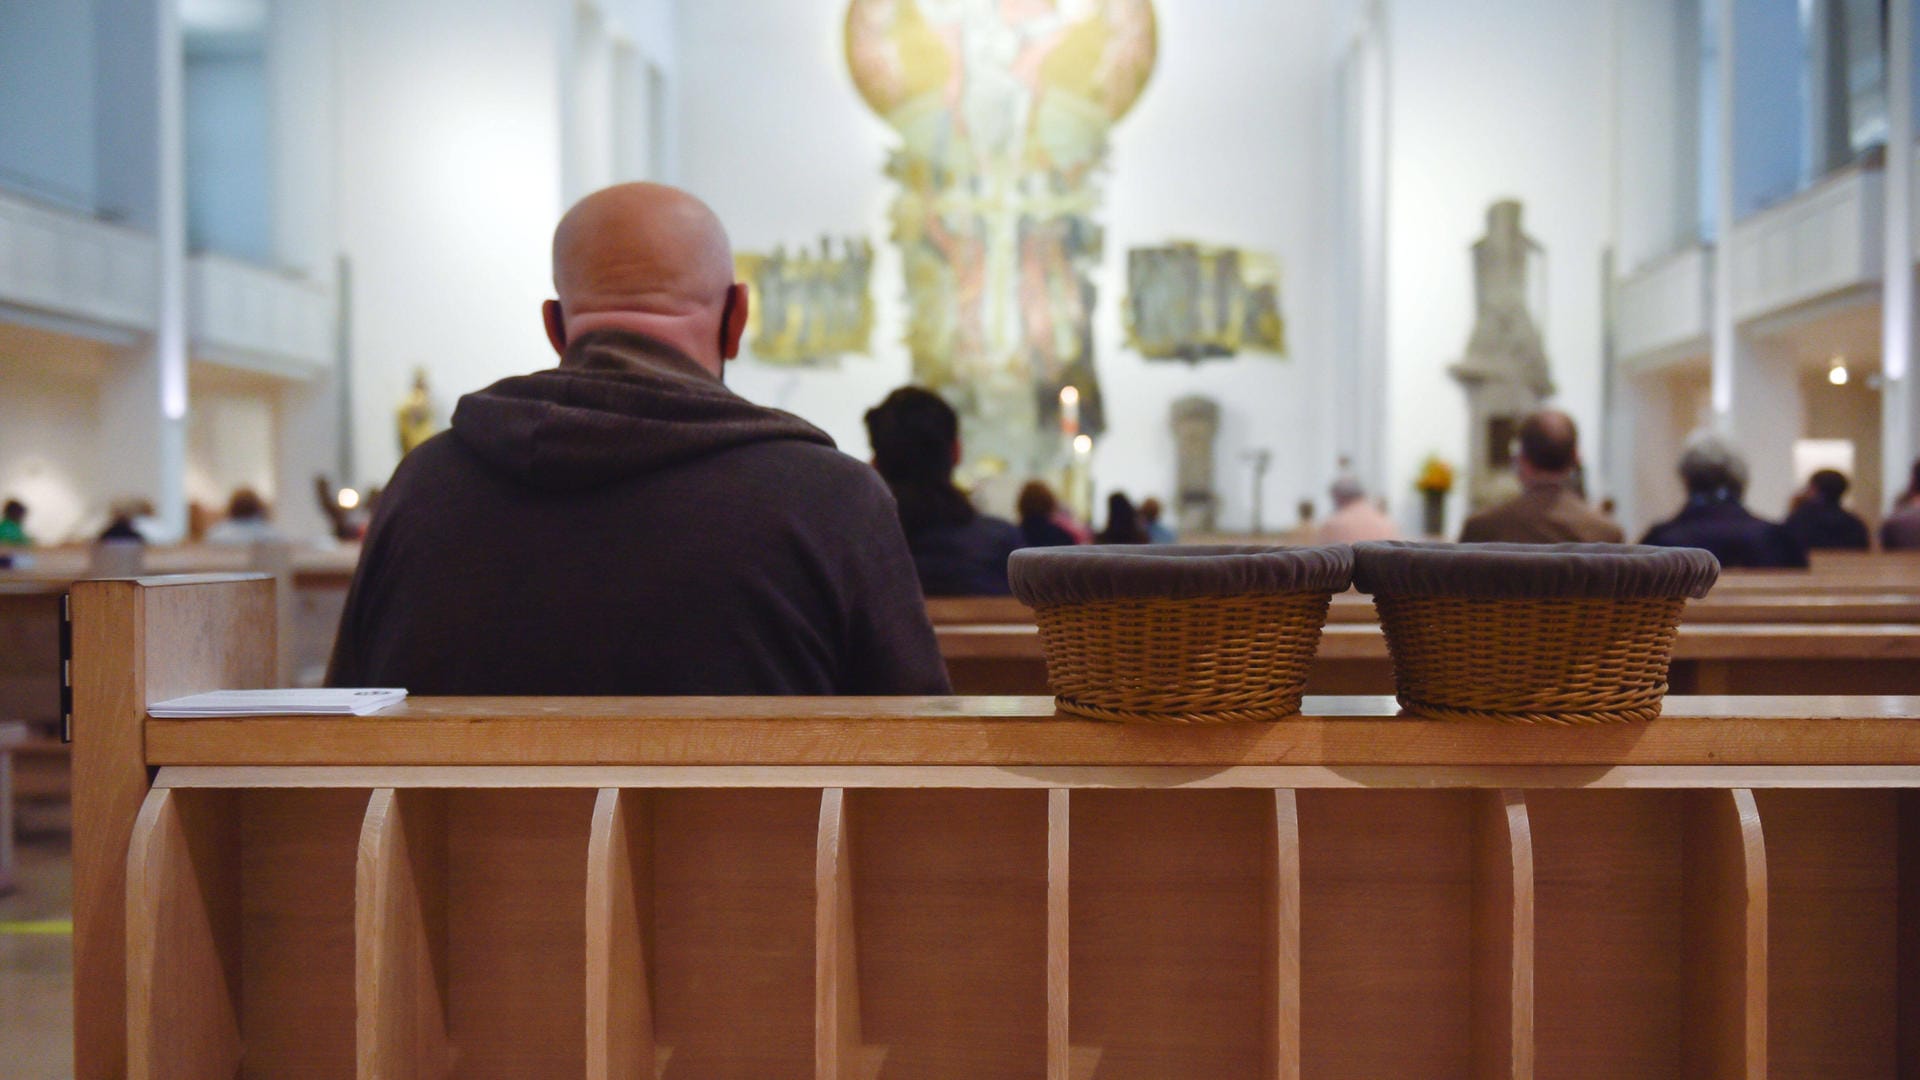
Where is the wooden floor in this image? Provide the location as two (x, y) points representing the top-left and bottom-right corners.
(0, 815), (73, 1080)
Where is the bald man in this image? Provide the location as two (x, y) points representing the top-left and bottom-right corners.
(1458, 409), (1624, 544)
(328, 183), (950, 694)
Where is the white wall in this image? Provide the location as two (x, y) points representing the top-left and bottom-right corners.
(0, 0), (98, 211)
(679, 0), (1342, 531)
(332, 0), (570, 490)
(0, 366), (102, 543)
(1615, 0), (1702, 273)
(1384, 0), (1615, 532)
(186, 380), (279, 509)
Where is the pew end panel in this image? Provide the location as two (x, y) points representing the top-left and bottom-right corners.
(72, 574), (276, 1080)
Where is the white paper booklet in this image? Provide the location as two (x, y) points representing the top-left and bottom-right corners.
(150, 688), (408, 717)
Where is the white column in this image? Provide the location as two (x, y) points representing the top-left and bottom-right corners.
(1730, 338), (1804, 517)
(1884, 0), (1917, 509)
(94, 0), (188, 539)
(1711, 0), (1738, 425)
(268, 0), (343, 541)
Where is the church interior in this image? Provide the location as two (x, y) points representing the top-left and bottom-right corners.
(7, 1), (1920, 1076)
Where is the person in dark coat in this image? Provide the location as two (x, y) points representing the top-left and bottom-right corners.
(1016, 481), (1078, 548)
(863, 386), (1022, 596)
(327, 183), (949, 695)
(1640, 434), (1808, 568)
(1097, 493), (1150, 544)
(1783, 469), (1870, 551)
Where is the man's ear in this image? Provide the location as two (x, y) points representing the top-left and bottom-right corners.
(721, 282), (750, 361)
(542, 300), (567, 357)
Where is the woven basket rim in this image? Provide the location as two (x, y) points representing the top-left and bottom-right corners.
(1352, 540), (1719, 599)
(1010, 543), (1353, 606)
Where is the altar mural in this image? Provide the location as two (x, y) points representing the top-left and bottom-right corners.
(846, 0), (1157, 473)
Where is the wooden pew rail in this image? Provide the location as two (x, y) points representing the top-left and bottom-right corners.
(67, 575), (1920, 1079)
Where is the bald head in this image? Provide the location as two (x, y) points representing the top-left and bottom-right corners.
(1516, 409), (1579, 482)
(544, 183), (747, 375)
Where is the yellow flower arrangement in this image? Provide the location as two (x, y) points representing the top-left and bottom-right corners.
(1415, 455), (1455, 495)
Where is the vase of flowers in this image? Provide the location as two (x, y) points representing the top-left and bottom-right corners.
(1415, 455), (1455, 537)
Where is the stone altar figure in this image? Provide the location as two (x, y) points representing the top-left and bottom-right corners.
(396, 367), (438, 457)
(1450, 200), (1554, 511)
(1171, 395), (1220, 534)
(845, 0), (1157, 476)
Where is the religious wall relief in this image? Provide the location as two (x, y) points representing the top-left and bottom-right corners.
(735, 237), (876, 367)
(846, 0), (1157, 474)
(1126, 241), (1286, 361)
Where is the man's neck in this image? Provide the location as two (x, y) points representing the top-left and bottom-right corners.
(563, 311), (720, 378)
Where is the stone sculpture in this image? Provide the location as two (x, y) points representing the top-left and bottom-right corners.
(1170, 395), (1221, 533)
(1450, 200), (1553, 510)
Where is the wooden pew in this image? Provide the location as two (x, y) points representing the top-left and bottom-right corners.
(926, 591), (1920, 627)
(66, 574), (1920, 1077)
(937, 619), (1920, 695)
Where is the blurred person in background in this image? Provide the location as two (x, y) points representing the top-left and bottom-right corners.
(1096, 492), (1149, 544)
(1783, 469), (1869, 551)
(1459, 409), (1622, 544)
(0, 499), (30, 546)
(1884, 459), (1920, 549)
(1138, 497), (1177, 543)
(1016, 480), (1078, 548)
(1641, 433), (1807, 568)
(866, 386), (1022, 595)
(205, 488), (285, 545)
(1317, 475), (1399, 544)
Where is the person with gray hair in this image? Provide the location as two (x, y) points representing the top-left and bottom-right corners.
(1640, 432), (1807, 568)
(1316, 472), (1400, 544)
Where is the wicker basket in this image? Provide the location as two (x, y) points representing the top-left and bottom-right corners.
(1352, 542), (1720, 725)
(1009, 545), (1353, 724)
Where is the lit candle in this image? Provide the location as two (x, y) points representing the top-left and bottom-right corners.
(1059, 385), (1081, 436)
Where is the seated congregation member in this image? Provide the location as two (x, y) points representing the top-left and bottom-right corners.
(1138, 497), (1177, 543)
(204, 488), (285, 545)
(1783, 469), (1870, 551)
(0, 499), (29, 546)
(1885, 460), (1920, 550)
(1096, 493), (1150, 544)
(1641, 433), (1808, 568)
(864, 387), (1022, 596)
(1317, 476), (1399, 543)
(328, 183), (948, 694)
(1459, 409), (1623, 544)
(1016, 481), (1078, 548)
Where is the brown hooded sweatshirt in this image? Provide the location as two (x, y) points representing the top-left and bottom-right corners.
(326, 330), (950, 695)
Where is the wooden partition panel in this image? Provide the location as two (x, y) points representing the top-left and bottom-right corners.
(651, 789), (817, 1077)
(1755, 790), (1897, 1077)
(127, 788), (242, 1080)
(1070, 789), (1282, 1078)
(129, 786), (365, 1079)
(1472, 791), (1534, 1079)
(358, 788), (451, 1079)
(1297, 790), (1474, 1078)
(841, 788), (1049, 1078)
(587, 789), (655, 1080)
(1529, 790), (1766, 1079)
(446, 789), (595, 1077)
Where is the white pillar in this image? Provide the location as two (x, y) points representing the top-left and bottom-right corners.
(1729, 338), (1804, 518)
(268, 0), (344, 541)
(94, 0), (188, 539)
(1711, 0), (1738, 426)
(1884, 0), (1917, 510)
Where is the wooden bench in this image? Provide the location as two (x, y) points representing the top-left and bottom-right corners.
(64, 574), (1920, 1077)
(937, 619), (1920, 695)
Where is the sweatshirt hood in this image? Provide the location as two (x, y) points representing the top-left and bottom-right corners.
(450, 330), (835, 491)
